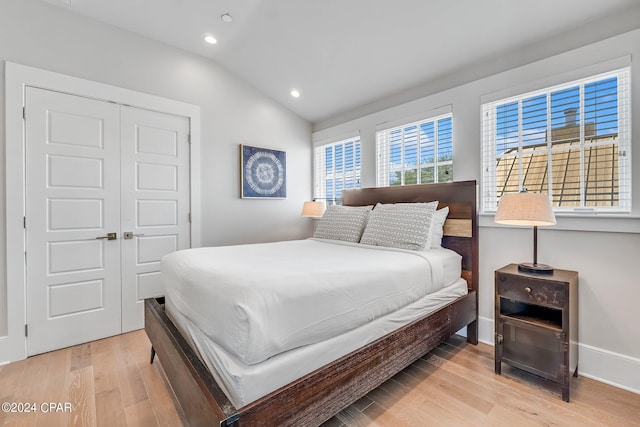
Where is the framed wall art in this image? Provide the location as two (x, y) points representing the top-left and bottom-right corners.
(240, 144), (287, 199)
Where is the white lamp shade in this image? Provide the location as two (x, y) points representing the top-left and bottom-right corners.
(301, 201), (326, 218)
(494, 192), (556, 226)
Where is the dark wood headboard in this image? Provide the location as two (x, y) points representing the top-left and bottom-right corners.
(342, 180), (478, 293)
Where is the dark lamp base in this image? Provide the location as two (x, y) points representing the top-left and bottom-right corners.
(518, 262), (554, 274)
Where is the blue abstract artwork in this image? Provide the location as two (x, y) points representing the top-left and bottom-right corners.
(240, 145), (287, 199)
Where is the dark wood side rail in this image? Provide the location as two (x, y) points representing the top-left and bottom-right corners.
(145, 298), (238, 426)
(146, 291), (477, 426)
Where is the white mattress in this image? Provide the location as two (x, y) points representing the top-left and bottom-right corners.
(162, 239), (461, 365)
(167, 278), (468, 408)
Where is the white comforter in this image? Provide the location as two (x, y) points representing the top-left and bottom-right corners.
(162, 238), (457, 365)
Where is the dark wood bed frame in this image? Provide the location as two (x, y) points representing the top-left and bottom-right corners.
(145, 180), (479, 426)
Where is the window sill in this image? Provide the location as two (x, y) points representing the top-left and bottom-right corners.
(479, 213), (640, 234)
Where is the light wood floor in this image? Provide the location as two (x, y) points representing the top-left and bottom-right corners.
(1, 331), (638, 427)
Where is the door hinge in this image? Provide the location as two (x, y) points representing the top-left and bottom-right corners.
(187, 134), (191, 144)
(25, 324), (28, 337)
(22, 106), (26, 120)
(23, 216), (26, 228)
(188, 212), (192, 223)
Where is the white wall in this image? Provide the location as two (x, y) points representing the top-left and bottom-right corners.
(0, 1), (312, 345)
(313, 29), (640, 392)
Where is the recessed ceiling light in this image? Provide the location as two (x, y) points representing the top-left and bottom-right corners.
(204, 34), (217, 45)
(290, 89), (300, 98)
(221, 13), (233, 23)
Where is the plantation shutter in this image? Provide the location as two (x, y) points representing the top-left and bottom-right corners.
(481, 67), (631, 214)
(376, 107), (453, 188)
(313, 135), (361, 204)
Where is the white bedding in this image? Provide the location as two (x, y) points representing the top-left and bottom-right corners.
(167, 278), (468, 408)
(162, 238), (461, 365)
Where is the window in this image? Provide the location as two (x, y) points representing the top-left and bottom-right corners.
(376, 114), (453, 187)
(482, 68), (631, 213)
(314, 137), (361, 204)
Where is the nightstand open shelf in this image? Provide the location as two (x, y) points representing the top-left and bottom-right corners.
(495, 264), (578, 402)
(499, 298), (562, 330)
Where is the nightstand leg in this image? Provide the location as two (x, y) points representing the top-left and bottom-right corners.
(494, 330), (503, 375)
(562, 384), (570, 402)
(573, 365), (579, 378)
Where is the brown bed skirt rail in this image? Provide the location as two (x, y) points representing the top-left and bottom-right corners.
(145, 298), (238, 426)
(145, 290), (477, 426)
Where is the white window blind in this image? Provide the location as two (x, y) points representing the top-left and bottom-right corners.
(376, 113), (453, 187)
(314, 137), (361, 204)
(482, 67), (631, 214)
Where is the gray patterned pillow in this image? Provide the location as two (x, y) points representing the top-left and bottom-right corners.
(360, 202), (438, 251)
(313, 205), (372, 243)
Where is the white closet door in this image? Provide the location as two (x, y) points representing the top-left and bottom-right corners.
(120, 106), (191, 332)
(25, 87), (122, 356)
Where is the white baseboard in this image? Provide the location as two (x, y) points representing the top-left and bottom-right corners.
(478, 315), (495, 346)
(476, 316), (640, 395)
(578, 343), (640, 395)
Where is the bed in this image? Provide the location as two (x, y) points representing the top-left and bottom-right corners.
(145, 180), (479, 426)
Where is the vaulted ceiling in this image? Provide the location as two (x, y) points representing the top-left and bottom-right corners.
(40, 0), (640, 125)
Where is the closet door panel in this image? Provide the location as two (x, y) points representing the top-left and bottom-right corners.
(120, 106), (191, 332)
(25, 87), (122, 356)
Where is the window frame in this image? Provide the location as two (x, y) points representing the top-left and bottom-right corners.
(314, 136), (361, 205)
(481, 67), (631, 214)
(376, 113), (453, 187)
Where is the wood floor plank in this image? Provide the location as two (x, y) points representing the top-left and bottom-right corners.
(431, 341), (635, 427)
(66, 366), (96, 427)
(485, 404), (545, 427)
(334, 405), (376, 427)
(92, 347), (120, 397)
(3, 352), (55, 427)
(94, 389), (127, 427)
(381, 363), (492, 426)
(69, 343), (92, 373)
(116, 365), (148, 409)
(112, 335), (149, 409)
(124, 400), (158, 427)
(422, 352), (602, 426)
(34, 348), (72, 427)
(91, 339), (127, 427)
(368, 379), (456, 427)
(392, 371), (477, 427)
(0, 358), (27, 402)
(139, 362), (182, 427)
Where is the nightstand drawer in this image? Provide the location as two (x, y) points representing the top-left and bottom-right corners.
(497, 273), (566, 309)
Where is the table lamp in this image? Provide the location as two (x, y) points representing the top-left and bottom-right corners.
(494, 191), (556, 274)
(301, 201), (326, 218)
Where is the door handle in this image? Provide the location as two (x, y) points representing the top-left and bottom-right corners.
(123, 232), (145, 240)
(95, 232), (118, 240)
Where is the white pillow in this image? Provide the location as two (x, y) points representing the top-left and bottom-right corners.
(430, 206), (449, 248)
(360, 202), (438, 251)
(313, 205), (372, 243)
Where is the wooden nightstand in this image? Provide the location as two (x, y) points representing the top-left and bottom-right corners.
(494, 264), (578, 402)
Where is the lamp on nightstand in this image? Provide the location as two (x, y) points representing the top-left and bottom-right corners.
(494, 191), (556, 274)
(301, 200), (326, 218)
